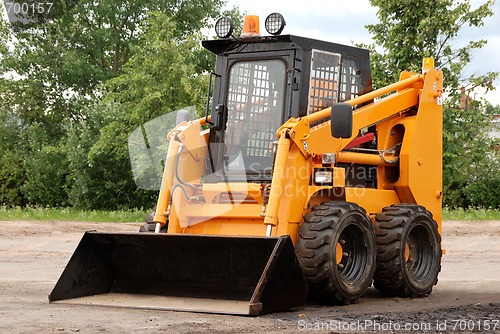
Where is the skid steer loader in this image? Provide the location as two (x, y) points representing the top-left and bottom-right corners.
(50, 13), (443, 315)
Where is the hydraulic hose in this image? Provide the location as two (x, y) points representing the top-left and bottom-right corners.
(174, 144), (198, 190)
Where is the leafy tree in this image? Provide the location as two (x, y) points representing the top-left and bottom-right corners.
(365, 0), (499, 209)
(0, 114), (26, 206)
(65, 13), (211, 210)
(0, 0), (238, 209)
(22, 141), (69, 207)
(1, 0), (227, 129)
(105, 12), (208, 123)
(0, 150), (26, 206)
(65, 101), (156, 209)
(366, 0), (497, 91)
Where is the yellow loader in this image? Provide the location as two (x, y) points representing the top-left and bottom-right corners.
(50, 14), (443, 315)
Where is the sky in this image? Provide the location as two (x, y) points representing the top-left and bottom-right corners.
(2, 1), (499, 105)
(224, 0), (500, 106)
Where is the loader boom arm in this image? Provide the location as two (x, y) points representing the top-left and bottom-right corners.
(264, 68), (443, 234)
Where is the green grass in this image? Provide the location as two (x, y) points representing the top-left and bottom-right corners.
(1, 206), (498, 222)
(443, 207), (500, 220)
(0, 206), (145, 222)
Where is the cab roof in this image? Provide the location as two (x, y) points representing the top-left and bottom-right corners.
(202, 34), (369, 59)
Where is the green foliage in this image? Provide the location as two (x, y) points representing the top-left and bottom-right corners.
(366, 0), (500, 209)
(0, 150), (26, 206)
(105, 12), (207, 123)
(443, 100), (500, 208)
(0, 114), (26, 206)
(366, 0), (497, 91)
(65, 101), (156, 210)
(22, 143), (69, 207)
(12, 122), (68, 207)
(0, 0), (237, 210)
(63, 13), (209, 210)
(0, 206), (144, 222)
(0, 0), (227, 140)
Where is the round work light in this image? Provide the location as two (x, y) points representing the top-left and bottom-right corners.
(265, 13), (286, 35)
(215, 17), (234, 38)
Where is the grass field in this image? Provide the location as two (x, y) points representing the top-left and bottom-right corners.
(442, 207), (500, 220)
(0, 206), (499, 222)
(0, 206), (145, 222)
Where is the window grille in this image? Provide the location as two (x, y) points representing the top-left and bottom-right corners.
(308, 50), (341, 114)
(224, 60), (285, 179)
(339, 59), (362, 102)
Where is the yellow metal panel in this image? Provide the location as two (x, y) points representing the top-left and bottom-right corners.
(407, 69), (443, 233)
(345, 188), (400, 215)
(263, 132), (291, 228)
(154, 138), (180, 226)
(177, 120), (208, 163)
(201, 183), (263, 204)
(181, 218), (267, 236)
(274, 146), (312, 242)
(185, 203), (262, 219)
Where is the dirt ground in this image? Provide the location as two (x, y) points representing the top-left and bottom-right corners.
(0, 220), (499, 334)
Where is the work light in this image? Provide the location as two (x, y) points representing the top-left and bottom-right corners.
(314, 169), (333, 185)
(265, 13), (286, 35)
(215, 17), (234, 39)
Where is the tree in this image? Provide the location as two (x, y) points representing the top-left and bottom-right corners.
(366, 0), (497, 91)
(1, 0), (226, 128)
(0, 0), (237, 209)
(65, 13), (211, 210)
(104, 12), (208, 123)
(0, 113), (26, 206)
(365, 0), (499, 208)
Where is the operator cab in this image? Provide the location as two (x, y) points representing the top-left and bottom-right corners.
(202, 14), (372, 183)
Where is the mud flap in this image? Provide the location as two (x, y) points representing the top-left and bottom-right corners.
(49, 232), (308, 315)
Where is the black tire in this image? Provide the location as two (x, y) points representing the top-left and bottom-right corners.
(139, 206), (167, 233)
(296, 201), (376, 305)
(373, 204), (442, 297)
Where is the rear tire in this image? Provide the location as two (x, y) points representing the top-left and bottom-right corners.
(296, 201), (376, 305)
(373, 204), (442, 297)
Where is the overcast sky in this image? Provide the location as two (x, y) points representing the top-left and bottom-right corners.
(2, 1), (499, 105)
(225, 0), (500, 105)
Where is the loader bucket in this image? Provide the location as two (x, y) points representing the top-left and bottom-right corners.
(49, 232), (308, 315)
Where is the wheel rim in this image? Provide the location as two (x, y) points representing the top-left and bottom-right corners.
(335, 243), (343, 265)
(405, 223), (433, 281)
(336, 224), (368, 284)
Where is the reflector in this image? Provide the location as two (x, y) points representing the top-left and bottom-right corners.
(422, 57), (435, 73)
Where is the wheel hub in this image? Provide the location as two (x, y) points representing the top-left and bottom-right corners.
(336, 242), (343, 265)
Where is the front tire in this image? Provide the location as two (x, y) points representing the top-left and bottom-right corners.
(373, 204), (442, 297)
(296, 201), (376, 305)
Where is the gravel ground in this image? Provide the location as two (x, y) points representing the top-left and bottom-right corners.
(0, 220), (499, 333)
